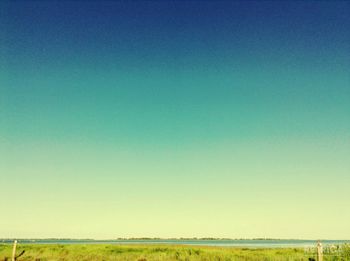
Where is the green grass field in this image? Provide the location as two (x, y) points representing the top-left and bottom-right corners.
(1, 243), (349, 261)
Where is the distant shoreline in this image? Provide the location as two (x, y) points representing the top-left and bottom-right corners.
(1, 238), (349, 249)
(1, 238), (349, 241)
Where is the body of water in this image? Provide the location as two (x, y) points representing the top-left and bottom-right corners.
(1, 239), (349, 248)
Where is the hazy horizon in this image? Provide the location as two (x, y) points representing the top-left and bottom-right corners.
(1, 1), (349, 240)
(1, 237), (350, 241)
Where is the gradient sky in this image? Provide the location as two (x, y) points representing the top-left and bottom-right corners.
(1, 0), (349, 239)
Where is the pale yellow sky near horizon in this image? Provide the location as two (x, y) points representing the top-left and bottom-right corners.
(1, 137), (349, 240)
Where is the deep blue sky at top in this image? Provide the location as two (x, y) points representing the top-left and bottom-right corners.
(1, 1), (350, 146)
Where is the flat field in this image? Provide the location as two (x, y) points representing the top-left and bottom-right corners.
(0, 243), (348, 261)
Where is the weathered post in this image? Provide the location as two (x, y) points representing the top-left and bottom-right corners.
(317, 241), (323, 261)
(11, 240), (17, 261)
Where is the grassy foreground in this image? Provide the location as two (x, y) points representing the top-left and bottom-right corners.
(0, 243), (347, 261)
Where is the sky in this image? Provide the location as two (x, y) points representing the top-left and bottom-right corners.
(0, 0), (349, 240)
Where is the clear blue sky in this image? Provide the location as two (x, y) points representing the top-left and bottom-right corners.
(1, 0), (349, 239)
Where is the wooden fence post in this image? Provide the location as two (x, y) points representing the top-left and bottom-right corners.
(11, 240), (17, 261)
(317, 241), (323, 261)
